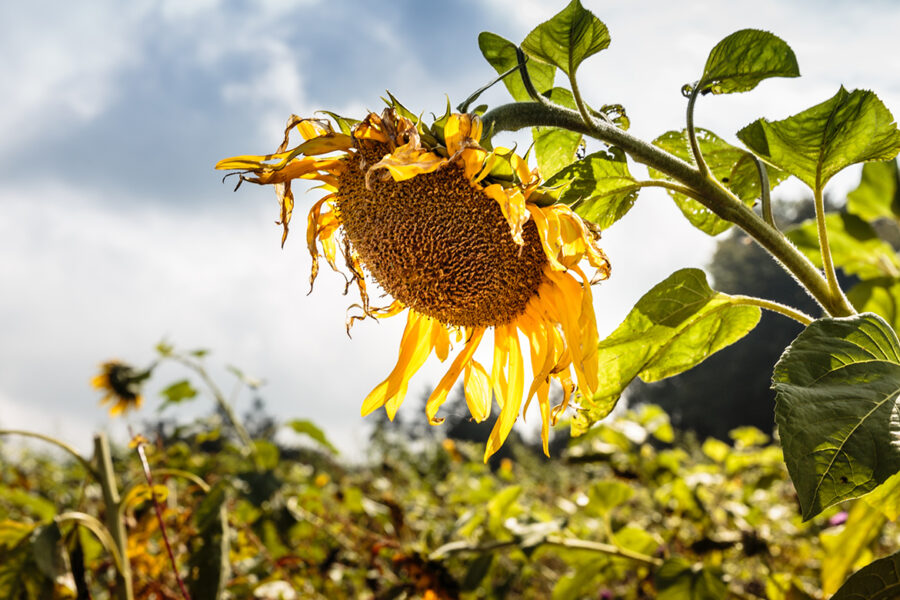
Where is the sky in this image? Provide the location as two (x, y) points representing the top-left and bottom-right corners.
(1, 0), (899, 457)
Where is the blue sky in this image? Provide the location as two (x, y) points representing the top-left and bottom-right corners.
(2, 0), (899, 456)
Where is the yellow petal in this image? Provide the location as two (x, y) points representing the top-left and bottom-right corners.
(484, 184), (528, 246)
(464, 360), (492, 422)
(537, 381), (551, 457)
(368, 146), (446, 183)
(490, 326), (510, 409)
(526, 204), (566, 270)
(445, 113), (482, 155)
(426, 327), (486, 424)
(484, 323), (525, 462)
(360, 311), (436, 418)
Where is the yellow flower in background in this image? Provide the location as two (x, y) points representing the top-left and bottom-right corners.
(91, 360), (146, 416)
(216, 103), (610, 460)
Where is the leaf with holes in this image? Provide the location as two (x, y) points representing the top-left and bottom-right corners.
(773, 313), (900, 519)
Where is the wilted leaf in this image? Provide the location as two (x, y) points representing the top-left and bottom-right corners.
(478, 31), (554, 102)
(847, 159), (900, 223)
(545, 148), (638, 228)
(521, 0), (610, 77)
(773, 313), (900, 518)
(738, 87), (900, 191)
(576, 269), (760, 432)
(699, 29), (799, 94)
(786, 213), (900, 280)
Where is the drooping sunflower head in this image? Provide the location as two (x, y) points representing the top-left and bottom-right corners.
(92, 360), (147, 416)
(217, 99), (611, 460)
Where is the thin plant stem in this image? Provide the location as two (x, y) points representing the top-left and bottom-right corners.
(480, 101), (854, 317)
(752, 155), (776, 229)
(94, 433), (134, 600)
(0, 430), (100, 481)
(686, 83), (709, 177)
(568, 72), (593, 129)
(134, 438), (192, 600)
(814, 185), (854, 314)
(731, 296), (815, 325)
(168, 354), (256, 457)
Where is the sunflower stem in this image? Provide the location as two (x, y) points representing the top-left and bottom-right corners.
(481, 101), (853, 318)
(94, 433), (134, 600)
(730, 296), (815, 325)
(814, 186), (855, 315)
(685, 83), (710, 178)
(752, 155), (776, 229)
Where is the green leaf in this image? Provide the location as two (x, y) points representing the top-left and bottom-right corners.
(863, 470), (900, 520)
(575, 269), (760, 432)
(286, 419), (339, 455)
(848, 278), (900, 333)
(820, 500), (886, 595)
(650, 129), (755, 235)
(585, 480), (634, 515)
(737, 87), (900, 191)
(521, 0), (610, 77)
(726, 152), (789, 202)
(159, 379), (198, 407)
(786, 213), (900, 280)
(461, 553), (494, 591)
(532, 88), (582, 178)
(847, 159), (900, 222)
(773, 313), (900, 519)
(30, 523), (62, 580)
(545, 148), (638, 228)
(487, 485), (522, 533)
(655, 557), (727, 600)
(699, 29), (799, 94)
(830, 549), (900, 600)
(478, 31), (555, 102)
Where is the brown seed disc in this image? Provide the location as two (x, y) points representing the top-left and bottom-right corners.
(335, 140), (548, 329)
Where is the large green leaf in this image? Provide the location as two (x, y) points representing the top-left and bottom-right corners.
(575, 269), (760, 432)
(650, 129), (758, 235)
(847, 159), (900, 223)
(699, 29), (799, 94)
(831, 550), (900, 600)
(737, 87), (900, 191)
(655, 558), (727, 600)
(545, 148), (638, 228)
(773, 313), (900, 519)
(848, 277), (900, 338)
(478, 31), (555, 102)
(521, 0), (610, 77)
(786, 213), (900, 280)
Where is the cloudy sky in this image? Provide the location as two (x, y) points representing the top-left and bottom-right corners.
(1, 0), (898, 457)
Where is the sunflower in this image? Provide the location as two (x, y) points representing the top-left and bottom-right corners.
(92, 360), (146, 416)
(216, 103), (610, 460)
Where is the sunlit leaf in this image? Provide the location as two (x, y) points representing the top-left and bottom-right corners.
(650, 129), (755, 235)
(286, 419), (339, 455)
(699, 29), (799, 94)
(831, 549), (900, 600)
(159, 379), (198, 408)
(820, 500), (887, 595)
(478, 31), (555, 102)
(786, 213), (900, 280)
(848, 278), (900, 333)
(863, 471), (900, 520)
(847, 159), (900, 223)
(655, 557), (727, 600)
(575, 269), (760, 433)
(532, 88), (582, 178)
(545, 148), (638, 228)
(585, 480), (633, 515)
(773, 313), (900, 519)
(521, 0), (610, 77)
(737, 87), (900, 191)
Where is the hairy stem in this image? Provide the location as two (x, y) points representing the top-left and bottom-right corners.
(686, 84), (709, 177)
(481, 101), (853, 317)
(814, 186), (855, 314)
(731, 296), (814, 325)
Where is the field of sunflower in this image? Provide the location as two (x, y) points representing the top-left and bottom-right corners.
(5, 1), (900, 598)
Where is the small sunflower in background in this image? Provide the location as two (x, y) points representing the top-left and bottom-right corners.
(91, 360), (149, 416)
(217, 100), (610, 460)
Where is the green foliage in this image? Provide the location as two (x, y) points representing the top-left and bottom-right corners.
(521, 0), (609, 78)
(286, 418), (339, 454)
(649, 128), (761, 235)
(699, 29), (799, 95)
(831, 550), (900, 599)
(773, 313), (900, 519)
(847, 159), (900, 222)
(738, 87), (900, 191)
(576, 269), (760, 433)
(159, 379), (198, 408)
(532, 88), (582, 178)
(477, 32), (555, 102)
(654, 558), (727, 599)
(544, 147), (637, 228)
